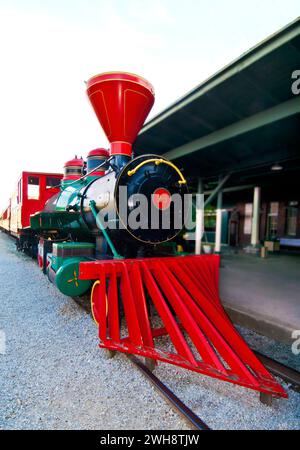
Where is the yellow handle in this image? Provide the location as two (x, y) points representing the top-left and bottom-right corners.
(127, 158), (186, 185)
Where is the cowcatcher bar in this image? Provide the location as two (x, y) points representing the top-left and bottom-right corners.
(79, 255), (287, 398)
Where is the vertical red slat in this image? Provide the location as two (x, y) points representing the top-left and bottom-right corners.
(181, 259), (216, 301)
(202, 256), (220, 301)
(197, 256), (220, 305)
(107, 265), (120, 343)
(80, 255), (286, 397)
(130, 263), (155, 349)
(189, 258), (223, 310)
(154, 262), (227, 374)
(174, 259), (221, 314)
(166, 263), (261, 383)
(141, 262), (198, 366)
(171, 260), (271, 377)
(98, 269), (108, 343)
(191, 258), (225, 314)
(186, 260), (216, 304)
(120, 263), (143, 346)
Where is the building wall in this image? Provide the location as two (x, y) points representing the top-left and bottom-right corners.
(234, 199), (300, 247)
(236, 202), (250, 246)
(211, 180), (300, 248)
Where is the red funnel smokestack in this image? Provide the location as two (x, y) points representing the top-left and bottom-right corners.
(86, 72), (155, 158)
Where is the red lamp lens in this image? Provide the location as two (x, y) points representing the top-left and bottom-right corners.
(153, 188), (171, 210)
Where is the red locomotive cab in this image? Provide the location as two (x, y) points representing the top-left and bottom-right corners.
(63, 157), (84, 182)
(5, 172), (63, 238)
(86, 148), (109, 176)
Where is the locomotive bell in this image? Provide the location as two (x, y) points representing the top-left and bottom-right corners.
(86, 72), (155, 165)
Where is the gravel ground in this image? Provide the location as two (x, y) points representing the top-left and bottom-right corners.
(237, 325), (300, 372)
(0, 231), (299, 430)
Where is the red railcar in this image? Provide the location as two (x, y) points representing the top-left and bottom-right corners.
(0, 171), (62, 239)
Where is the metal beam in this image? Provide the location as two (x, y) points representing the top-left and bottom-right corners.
(141, 18), (300, 134)
(163, 96), (300, 161)
(204, 184), (254, 195)
(204, 173), (231, 207)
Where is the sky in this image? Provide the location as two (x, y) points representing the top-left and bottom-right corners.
(0, 0), (299, 210)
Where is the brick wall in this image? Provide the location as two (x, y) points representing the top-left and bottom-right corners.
(234, 200), (299, 247)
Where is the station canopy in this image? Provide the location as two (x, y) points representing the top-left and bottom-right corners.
(134, 18), (300, 188)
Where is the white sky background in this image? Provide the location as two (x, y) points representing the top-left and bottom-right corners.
(0, 0), (299, 210)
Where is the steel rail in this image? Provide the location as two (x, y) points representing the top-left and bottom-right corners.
(127, 355), (211, 430)
(253, 350), (300, 392)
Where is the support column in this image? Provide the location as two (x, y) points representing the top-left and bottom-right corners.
(215, 188), (222, 254)
(251, 186), (261, 246)
(195, 178), (204, 255)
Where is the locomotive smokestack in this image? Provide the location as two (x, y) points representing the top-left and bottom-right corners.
(86, 72), (155, 163)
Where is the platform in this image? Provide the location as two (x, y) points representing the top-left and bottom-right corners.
(220, 252), (300, 345)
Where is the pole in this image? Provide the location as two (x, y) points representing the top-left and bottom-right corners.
(204, 172), (231, 207)
(251, 186), (261, 246)
(215, 188), (223, 253)
(195, 178), (204, 254)
(89, 200), (123, 259)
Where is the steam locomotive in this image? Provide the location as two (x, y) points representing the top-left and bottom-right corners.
(0, 71), (287, 399)
(17, 72), (188, 297)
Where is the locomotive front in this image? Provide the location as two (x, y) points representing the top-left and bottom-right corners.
(27, 72), (288, 401)
(31, 72), (190, 294)
(80, 72), (188, 252)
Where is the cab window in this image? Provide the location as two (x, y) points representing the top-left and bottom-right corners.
(46, 176), (60, 189)
(27, 176), (40, 200)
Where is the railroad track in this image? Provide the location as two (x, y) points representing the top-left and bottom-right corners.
(127, 351), (300, 428)
(127, 354), (211, 430)
(253, 349), (300, 392)
(126, 351), (300, 428)
(72, 294), (300, 425)
(72, 295), (211, 429)
(128, 350), (300, 428)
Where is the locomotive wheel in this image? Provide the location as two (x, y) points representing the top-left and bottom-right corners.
(90, 280), (116, 358)
(90, 280), (108, 326)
